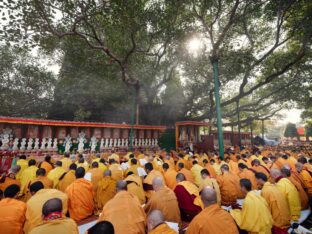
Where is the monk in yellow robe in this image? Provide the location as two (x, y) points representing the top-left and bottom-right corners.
(190, 161), (204, 186)
(187, 186), (239, 234)
(65, 167), (94, 221)
(202, 159), (217, 178)
(163, 163), (177, 190)
(39, 155), (53, 174)
(177, 162), (195, 184)
(147, 210), (177, 234)
(199, 169), (221, 205)
(76, 158), (89, 172)
(99, 181), (146, 234)
(20, 159), (38, 195)
(143, 162), (164, 199)
(271, 169), (301, 222)
(124, 172), (146, 205)
(24, 181), (68, 233)
(164, 154), (175, 170)
(16, 155), (28, 180)
(255, 172), (291, 233)
(281, 167), (309, 210)
(95, 170), (116, 213)
(29, 198), (78, 234)
(175, 154), (188, 171)
(238, 163), (258, 190)
(174, 173), (202, 221)
(296, 162), (312, 196)
(217, 164), (242, 206)
(108, 159), (123, 181)
(57, 163), (77, 193)
(225, 157), (240, 175)
(0, 184), (27, 234)
(152, 155), (163, 172)
(252, 159), (270, 179)
(47, 161), (66, 188)
(230, 179), (273, 234)
(88, 161), (103, 191)
(210, 159), (222, 175)
(0, 165), (21, 192)
(60, 153), (73, 172)
(144, 177), (181, 224)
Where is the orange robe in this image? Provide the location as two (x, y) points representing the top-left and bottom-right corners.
(289, 175), (309, 210)
(164, 169), (178, 190)
(24, 189), (68, 233)
(0, 198), (26, 234)
(179, 168), (195, 184)
(217, 172), (242, 206)
(95, 177), (116, 212)
(261, 182), (291, 229)
(144, 169), (164, 199)
(186, 204), (239, 234)
(40, 161), (53, 174)
(60, 157), (73, 172)
(57, 170), (76, 193)
(0, 176), (20, 192)
(238, 168), (258, 190)
(126, 164), (139, 176)
(125, 174), (145, 205)
(144, 186), (181, 224)
(228, 160), (240, 175)
(88, 168), (103, 191)
(175, 158), (187, 171)
(164, 157), (175, 170)
(28, 217), (78, 234)
(65, 178), (95, 221)
(300, 170), (312, 196)
(99, 191), (146, 234)
(109, 164), (124, 181)
(252, 165), (270, 179)
(149, 223), (176, 234)
(199, 177), (221, 205)
(31, 176), (53, 189)
(204, 164), (217, 178)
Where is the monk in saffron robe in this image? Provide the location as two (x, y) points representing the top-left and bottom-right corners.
(47, 161), (66, 188)
(95, 170), (116, 213)
(255, 172), (291, 234)
(217, 164), (242, 206)
(99, 181), (146, 234)
(57, 163), (77, 193)
(143, 162), (164, 199)
(60, 153), (73, 172)
(16, 155), (28, 180)
(163, 163), (177, 190)
(271, 169), (301, 222)
(230, 179), (273, 234)
(31, 168), (53, 189)
(174, 173), (202, 222)
(20, 159), (38, 195)
(199, 169), (221, 205)
(0, 184), (26, 234)
(87, 221), (114, 234)
(29, 198), (78, 234)
(238, 163), (258, 190)
(0, 165), (21, 192)
(108, 159), (123, 181)
(144, 177), (181, 224)
(202, 159), (217, 178)
(225, 157), (240, 175)
(191, 160), (204, 186)
(24, 182), (68, 233)
(39, 155), (53, 174)
(164, 154), (175, 170)
(281, 167), (309, 210)
(125, 172), (146, 205)
(177, 162), (195, 183)
(147, 210), (177, 234)
(126, 158), (140, 176)
(175, 154), (188, 171)
(187, 186), (239, 234)
(65, 167), (94, 221)
(88, 161), (103, 191)
(296, 162), (312, 196)
(252, 159), (270, 179)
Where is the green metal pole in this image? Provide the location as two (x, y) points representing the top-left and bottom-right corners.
(262, 119), (265, 140)
(129, 87), (136, 151)
(211, 58), (224, 160)
(237, 100), (242, 148)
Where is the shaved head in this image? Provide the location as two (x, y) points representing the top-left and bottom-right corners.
(295, 162), (303, 172)
(270, 168), (282, 181)
(116, 180), (127, 192)
(152, 177), (164, 191)
(104, 170), (112, 177)
(147, 210), (165, 232)
(42, 198), (62, 217)
(201, 186), (217, 207)
(176, 173), (186, 183)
